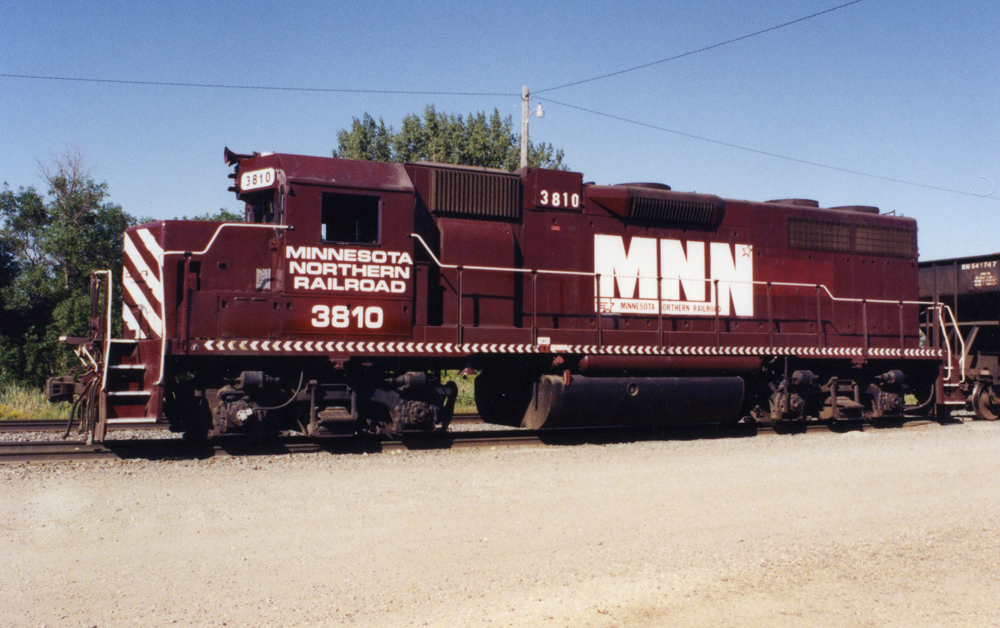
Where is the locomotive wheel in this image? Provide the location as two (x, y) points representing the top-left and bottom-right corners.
(971, 381), (1000, 421)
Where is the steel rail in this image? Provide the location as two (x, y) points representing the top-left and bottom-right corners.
(0, 419), (163, 433)
(0, 440), (119, 463)
(0, 414), (481, 434)
(0, 420), (77, 433)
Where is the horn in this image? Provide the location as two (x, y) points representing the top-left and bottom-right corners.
(224, 147), (253, 166)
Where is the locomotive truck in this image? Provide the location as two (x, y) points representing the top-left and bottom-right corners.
(46, 148), (965, 440)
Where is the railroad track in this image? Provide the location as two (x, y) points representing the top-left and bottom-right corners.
(0, 419), (78, 433)
(0, 419), (167, 433)
(0, 413), (484, 434)
(0, 416), (959, 464)
(0, 429), (536, 463)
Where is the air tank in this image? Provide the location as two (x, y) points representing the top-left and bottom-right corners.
(519, 374), (745, 429)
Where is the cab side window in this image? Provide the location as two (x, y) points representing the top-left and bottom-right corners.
(321, 193), (380, 244)
(244, 191), (276, 224)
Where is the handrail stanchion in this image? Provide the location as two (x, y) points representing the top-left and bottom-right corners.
(713, 279), (721, 346)
(862, 299), (868, 356)
(596, 273), (602, 348)
(531, 270), (538, 345)
(898, 301), (905, 351)
(932, 298), (939, 349)
(456, 266), (463, 345)
(815, 285), (823, 348)
(767, 282), (774, 348)
(657, 276), (664, 349)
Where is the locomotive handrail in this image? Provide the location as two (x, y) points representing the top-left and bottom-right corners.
(410, 232), (956, 357)
(812, 283), (925, 307)
(163, 222), (294, 257)
(62, 272), (111, 373)
(94, 270), (114, 392)
(410, 233), (600, 345)
(409, 233), (596, 278)
(411, 233), (934, 306)
(936, 303), (965, 385)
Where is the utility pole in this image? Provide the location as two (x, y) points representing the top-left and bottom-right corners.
(520, 86), (544, 169)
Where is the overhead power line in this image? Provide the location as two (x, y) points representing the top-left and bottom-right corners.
(536, 0), (866, 94)
(540, 97), (999, 201)
(0, 0), (983, 202)
(0, 73), (516, 97)
(3, 72), (985, 201)
(0, 2), (865, 99)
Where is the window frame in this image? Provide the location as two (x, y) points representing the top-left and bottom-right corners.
(320, 191), (382, 246)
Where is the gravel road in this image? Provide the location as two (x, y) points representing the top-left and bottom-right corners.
(3, 421), (1000, 627)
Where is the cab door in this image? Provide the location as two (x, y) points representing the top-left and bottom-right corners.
(278, 173), (416, 340)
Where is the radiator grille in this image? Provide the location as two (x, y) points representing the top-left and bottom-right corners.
(788, 217), (915, 258)
(855, 224), (917, 257)
(429, 168), (521, 220)
(787, 218), (853, 253)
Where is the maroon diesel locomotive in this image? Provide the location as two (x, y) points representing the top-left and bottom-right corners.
(47, 148), (963, 440)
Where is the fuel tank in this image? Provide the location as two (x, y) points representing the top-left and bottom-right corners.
(521, 375), (745, 429)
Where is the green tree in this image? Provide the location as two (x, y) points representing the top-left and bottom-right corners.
(0, 149), (137, 386)
(333, 105), (567, 171)
(180, 208), (244, 222)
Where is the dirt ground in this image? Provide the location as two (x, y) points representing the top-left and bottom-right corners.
(3, 420), (1000, 627)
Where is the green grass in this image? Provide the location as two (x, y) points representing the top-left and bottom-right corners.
(441, 370), (477, 414)
(0, 384), (71, 421)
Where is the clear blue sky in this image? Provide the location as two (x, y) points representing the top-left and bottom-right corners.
(2, 0), (997, 261)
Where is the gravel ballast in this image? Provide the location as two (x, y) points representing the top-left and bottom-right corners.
(3, 421), (1000, 627)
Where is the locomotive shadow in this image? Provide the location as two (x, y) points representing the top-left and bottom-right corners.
(103, 438), (218, 461)
(104, 435), (374, 460)
(536, 423), (761, 446)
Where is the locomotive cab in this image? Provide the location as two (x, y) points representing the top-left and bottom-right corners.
(182, 149), (456, 437)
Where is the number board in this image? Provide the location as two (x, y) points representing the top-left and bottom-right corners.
(239, 168), (277, 192)
(527, 169), (584, 211)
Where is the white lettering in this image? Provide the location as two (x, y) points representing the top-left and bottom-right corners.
(660, 240), (706, 302)
(286, 246), (413, 292)
(311, 305), (385, 329)
(962, 261), (997, 270)
(594, 235), (754, 317)
(710, 243), (754, 317)
(594, 234), (658, 300)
